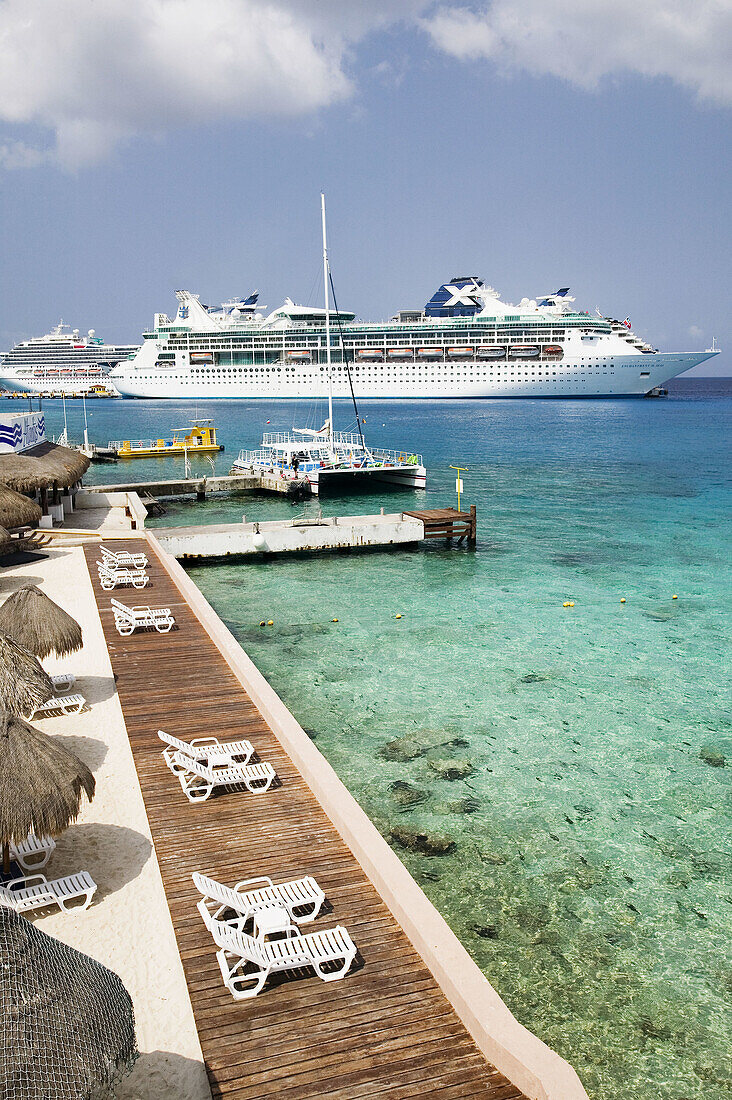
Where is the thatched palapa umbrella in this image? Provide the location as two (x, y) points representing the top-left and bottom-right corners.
(0, 441), (89, 495)
(0, 709), (95, 873)
(0, 631), (53, 719)
(0, 585), (82, 659)
(0, 907), (138, 1099)
(0, 483), (42, 530)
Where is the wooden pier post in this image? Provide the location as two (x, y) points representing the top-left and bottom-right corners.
(469, 504), (477, 545)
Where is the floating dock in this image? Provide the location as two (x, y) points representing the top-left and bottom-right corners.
(81, 535), (587, 1099)
(154, 508), (477, 560)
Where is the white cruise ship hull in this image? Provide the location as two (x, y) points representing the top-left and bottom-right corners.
(110, 352), (712, 400)
(0, 374), (119, 396)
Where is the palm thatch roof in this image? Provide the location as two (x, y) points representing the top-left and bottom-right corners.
(0, 631), (53, 716)
(0, 441), (89, 493)
(0, 483), (42, 529)
(0, 907), (138, 1099)
(0, 585), (82, 658)
(0, 710), (95, 848)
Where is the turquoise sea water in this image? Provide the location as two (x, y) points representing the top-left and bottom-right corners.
(19, 382), (732, 1099)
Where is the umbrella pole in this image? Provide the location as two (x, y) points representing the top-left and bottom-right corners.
(2, 842), (10, 876)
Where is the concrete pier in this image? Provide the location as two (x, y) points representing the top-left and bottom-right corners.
(92, 472), (295, 501)
(156, 511), (425, 559)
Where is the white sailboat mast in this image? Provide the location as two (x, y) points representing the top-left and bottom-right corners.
(321, 192), (333, 444)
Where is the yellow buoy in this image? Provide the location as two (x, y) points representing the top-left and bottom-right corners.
(331, 618), (339, 623)
(259, 620), (266, 627)
(672, 594), (678, 599)
(563, 602), (570, 607)
(396, 613), (403, 619)
(569, 602), (575, 607)
(267, 619), (274, 626)
(620, 598), (626, 603)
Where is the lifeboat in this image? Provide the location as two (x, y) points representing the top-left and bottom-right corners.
(59, 369), (72, 375)
(447, 347), (474, 358)
(46, 370), (59, 376)
(476, 346), (505, 359)
(75, 369), (87, 374)
(88, 368), (102, 375)
(508, 345), (540, 358)
(33, 370), (44, 377)
(190, 352), (213, 364)
(543, 345), (563, 356)
(286, 350), (311, 361)
(387, 348), (413, 359)
(357, 349), (383, 361)
(417, 347), (443, 359)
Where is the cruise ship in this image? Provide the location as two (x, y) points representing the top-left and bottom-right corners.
(108, 280), (717, 399)
(0, 322), (139, 396)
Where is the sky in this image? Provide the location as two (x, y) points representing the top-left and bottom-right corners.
(0, 0), (730, 375)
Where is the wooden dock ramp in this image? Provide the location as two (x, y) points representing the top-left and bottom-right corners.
(84, 540), (527, 1099)
(404, 507), (477, 543)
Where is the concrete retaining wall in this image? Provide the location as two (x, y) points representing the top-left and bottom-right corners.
(146, 530), (589, 1100)
(155, 512), (424, 559)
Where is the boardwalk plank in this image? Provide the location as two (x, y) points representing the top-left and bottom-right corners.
(83, 543), (527, 1099)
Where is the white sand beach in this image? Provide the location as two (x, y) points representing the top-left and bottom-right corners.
(0, 544), (211, 1100)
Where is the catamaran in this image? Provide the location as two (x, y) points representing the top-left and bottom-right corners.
(231, 196), (426, 497)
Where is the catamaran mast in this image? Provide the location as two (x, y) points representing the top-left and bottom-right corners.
(321, 192), (333, 448)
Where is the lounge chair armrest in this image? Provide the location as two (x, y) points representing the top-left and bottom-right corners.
(233, 876), (274, 891)
(6, 872), (47, 889)
(190, 737), (222, 747)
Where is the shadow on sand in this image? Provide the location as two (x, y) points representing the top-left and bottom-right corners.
(116, 1049), (211, 1100)
(54, 822), (153, 900)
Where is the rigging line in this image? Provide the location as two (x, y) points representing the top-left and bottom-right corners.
(328, 270), (366, 453)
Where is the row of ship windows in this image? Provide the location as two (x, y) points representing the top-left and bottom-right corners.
(136, 370), (620, 381)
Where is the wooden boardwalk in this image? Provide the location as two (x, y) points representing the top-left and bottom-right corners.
(404, 507), (477, 543)
(84, 541), (525, 1099)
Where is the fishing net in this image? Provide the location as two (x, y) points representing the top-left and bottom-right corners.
(0, 907), (138, 1099)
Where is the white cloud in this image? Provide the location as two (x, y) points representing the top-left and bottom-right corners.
(0, 140), (51, 169)
(422, 1), (732, 106)
(0, 0), (394, 169)
(0, 1), (728, 170)
(688, 324), (704, 338)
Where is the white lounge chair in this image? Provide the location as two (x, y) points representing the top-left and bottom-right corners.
(0, 870), (96, 914)
(31, 693), (86, 717)
(192, 871), (325, 931)
(157, 729), (255, 774)
(97, 561), (149, 591)
(100, 545), (148, 569)
(10, 833), (56, 872)
(51, 672), (75, 692)
(111, 598), (175, 636)
(172, 752), (276, 803)
(211, 918), (356, 999)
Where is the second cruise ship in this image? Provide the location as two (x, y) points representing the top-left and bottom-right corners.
(109, 280), (716, 399)
(0, 322), (138, 396)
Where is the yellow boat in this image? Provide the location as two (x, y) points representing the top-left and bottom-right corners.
(112, 419), (223, 459)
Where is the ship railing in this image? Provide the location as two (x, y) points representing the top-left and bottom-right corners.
(108, 436), (210, 451)
(236, 444), (423, 468)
